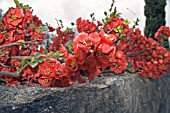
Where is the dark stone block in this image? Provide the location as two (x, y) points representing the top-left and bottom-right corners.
(0, 71), (170, 113)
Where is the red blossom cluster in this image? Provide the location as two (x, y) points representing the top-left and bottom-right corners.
(49, 27), (75, 52)
(0, 1), (170, 87)
(72, 30), (127, 81)
(0, 5), (46, 85)
(125, 31), (170, 78)
(76, 17), (102, 34)
(154, 26), (170, 42)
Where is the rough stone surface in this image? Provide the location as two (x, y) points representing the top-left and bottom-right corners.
(0, 71), (170, 113)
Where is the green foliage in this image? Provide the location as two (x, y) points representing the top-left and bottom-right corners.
(102, 0), (121, 25)
(132, 18), (140, 28)
(126, 62), (133, 72)
(21, 5), (30, 9)
(144, 0), (166, 38)
(123, 19), (130, 26)
(114, 25), (123, 33)
(55, 18), (64, 28)
(53, 51), (64, 58)
(90, 13), (96, 21)
(13, 0), (20, 7)
(28, 53), (44, 68)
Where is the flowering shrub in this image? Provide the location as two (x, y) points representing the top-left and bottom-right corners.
(0, 0), (170, 87)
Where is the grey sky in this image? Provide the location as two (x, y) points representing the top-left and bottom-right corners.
(0, 0), (169, 34)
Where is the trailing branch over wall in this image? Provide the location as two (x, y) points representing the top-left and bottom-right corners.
(144, 0), (166, 38)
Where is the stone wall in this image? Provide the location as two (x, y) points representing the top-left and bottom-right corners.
(0, 71), (170, 113)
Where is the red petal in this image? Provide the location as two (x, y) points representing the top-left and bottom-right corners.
(77, 75), (86, 83)
(102, 43), (112, 53)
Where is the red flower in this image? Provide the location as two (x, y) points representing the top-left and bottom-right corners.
(0, 48), (9, 64)
(88, 68), (101, 81)
(99, 29), (117, 44)
(3, 7), (24, 30)
(10, 46), (19, 56)
(20, 49), (31, 56)
(32, 15), (42, 27)
(154, 26), (170, 42)
(65, 55), (78, 72)
(135, 28), (141, 35)
(10, 59), (21, 68)
(74, 47), (87, 65)
(4, 77), (21, 86)
(22, 66), (34, 81)
(79, 54), (95, 70)
(97, 21), (103, 26)
(38, 77), (53, 87)
(109, 50), (127, 74)
(93, 42), (112, 69)
(0, 32), (4, 44)
(53, 61), (70, 77)
(51, 76), (73, 87)
(59, 45), (69, 58)
(115, 51), (124, 58)
(48, 26), (55, 32)
(25, 9), (33, 24)
(39, 61), (56, 77)
(76, 17), (98, 33)
(73, 32), (101, 51)
(103, 17), (126, 33)
(60, 76), (73, 87)
(30, 30), (44, 43)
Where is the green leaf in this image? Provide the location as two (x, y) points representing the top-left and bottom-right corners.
(114, 28), (118, 33)
(126, 62), (133, 72)
(114, 25), (123, 33)
(21, 58), (27, 66)
(53, 51), (62, 58)
(30, 55), (34, 63)
(114, 7), (117, 13)
(123, 20), (130, 25)
(35, 53), (42, 59)
(92, 17), (96, 21)
(111, 3), (114, 8)
(13, 0), (20, 7)
(90, 13), (94, 17)
(102, 19), (106, 25)
(22, 5), (29, 9)
(42, 48), (48, 54)
(30, 24), (37, 29)
(159, 55), (164, 59)
(109, 8), (112, 12)
(28, 62), (38, 68)
(38, 29), (42, 34)
(127, 62), (133, 67)
(65, 45), (73, 54)
(104, 11), (107, 16)
(36, 58), (44, 63)
(16, 67), (19, 71)
(28, 58), (44, 68)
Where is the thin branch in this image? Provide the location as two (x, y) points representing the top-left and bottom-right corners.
(126, 47), (155, 57)
(0, 64), (28, 77)
(0, 63), (11, 68)
(0, 39), (40, 49)
(55, 18), (60, 27)
(124, 46), (138, 54)
(0, 71), (17, 77)
(107, 28), (115, 34)
(10, 56), (30, 59)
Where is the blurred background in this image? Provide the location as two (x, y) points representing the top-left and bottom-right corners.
(0, 0), (169, 35)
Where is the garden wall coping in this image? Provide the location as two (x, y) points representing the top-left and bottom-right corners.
(0, 71), (170, 113)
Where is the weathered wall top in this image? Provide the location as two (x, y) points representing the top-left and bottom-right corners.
(0, 71), (170, 113)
